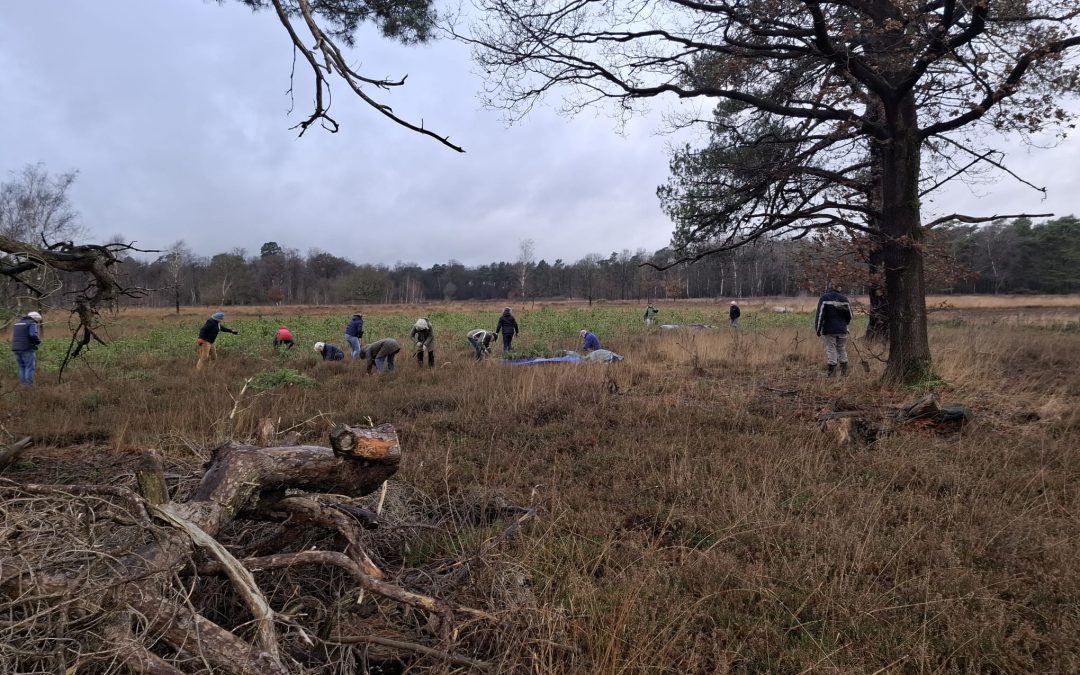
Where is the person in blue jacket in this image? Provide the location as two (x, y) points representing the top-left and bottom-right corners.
(815, 285), (853, 377)
(11, 311), (42, 385)
(729, 301), (741, 328)
(314, 341), (345, 361)
(580, 329), (602, 353)
(344, 312), (364, 358)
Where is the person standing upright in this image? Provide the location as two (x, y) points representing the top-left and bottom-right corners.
(644, 303), (658, 326)
(344, 312), (364, 358)
(196, 311), (238, 371)
(729, 301), (741, 328)
(495, 307), (519, 352)
(815, 286), (853, 377)
(410, 317), (435, 368)
(11, 311), (42, 386)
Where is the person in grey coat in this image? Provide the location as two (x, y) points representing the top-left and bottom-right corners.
(360, 338), (401, 374)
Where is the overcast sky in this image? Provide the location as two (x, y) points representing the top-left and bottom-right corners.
(1, 1), (1077, 267)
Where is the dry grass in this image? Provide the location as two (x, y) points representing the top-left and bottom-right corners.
(2, 297), (1079, 673)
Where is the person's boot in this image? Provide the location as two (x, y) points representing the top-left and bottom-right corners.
(428, 351), (435, 369)
(826, 364), (836, 377)
(840, 362), (849, 377)
(416, 351), (424, 367)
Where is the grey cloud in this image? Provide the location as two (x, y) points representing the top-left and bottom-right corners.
(0, 1), (1075, 269)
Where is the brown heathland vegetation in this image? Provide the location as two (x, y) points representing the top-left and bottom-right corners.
(2, 296), (1079, 673)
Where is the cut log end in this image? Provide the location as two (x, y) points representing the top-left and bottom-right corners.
(330, 423), (401, 463)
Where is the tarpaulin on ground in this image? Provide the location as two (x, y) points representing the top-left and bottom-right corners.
(503, 355), (582, 366)
(502, 350), (624, 365)
(658, 324), (717, 331)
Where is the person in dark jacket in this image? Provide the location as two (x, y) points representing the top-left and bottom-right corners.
(360, 338), (400, 374)
(815, 286), (853, 376)
(467, 329), (497, 361)
(494, 307), (519, 352)
(580, 329), (601, 352)
(344, 313), (364, 358)
(314, 341), (345, 361)
(729, 301), (741, 328)
(410, 318), (435, 368)
(196, 311), (238, 371)
(11, 311), (42, 385)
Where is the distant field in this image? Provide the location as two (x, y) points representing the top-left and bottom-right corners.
(2, 296), (1079, 673)
(16, 294), (1080, 373)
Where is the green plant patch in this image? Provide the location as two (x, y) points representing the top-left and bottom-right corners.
(248, 368), (317, 392)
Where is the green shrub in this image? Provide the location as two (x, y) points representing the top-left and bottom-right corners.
(248, 368), (317, 392)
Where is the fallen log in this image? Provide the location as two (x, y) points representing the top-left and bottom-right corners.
(0, 436), (32, 470)
(0, 424), (490, 675)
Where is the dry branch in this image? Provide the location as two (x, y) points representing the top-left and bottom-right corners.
(0, 437), (32, 470)
(327, 633), (491, 671)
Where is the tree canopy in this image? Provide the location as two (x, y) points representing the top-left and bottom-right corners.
(468, 0), (1080, 381)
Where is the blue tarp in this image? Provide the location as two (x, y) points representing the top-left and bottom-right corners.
(502, 349), (624, 365)
(503, 355), (582, 366)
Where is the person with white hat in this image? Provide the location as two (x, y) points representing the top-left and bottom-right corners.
(729, 301), (741, 328)
(10, 311), (42, 385)
(314, 341), (345, 361)
(580, 329), (602, 353)
(409, 317), (435, 368)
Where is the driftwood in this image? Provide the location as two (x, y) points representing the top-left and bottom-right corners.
(819, 394), (975, 446)
(0, 423), (492, 675)
(896, 394), (939, 421)
(0, 436), (32, 470)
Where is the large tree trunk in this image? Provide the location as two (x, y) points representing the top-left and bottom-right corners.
(866, 242), (889, 342)
(865, 101), (890, 342)
(879, 94), (932, 383)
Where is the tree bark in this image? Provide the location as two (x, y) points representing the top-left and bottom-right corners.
(880, 93), (932, 383)
(134, 450), (169, 505)
(866, 243), (889, 342)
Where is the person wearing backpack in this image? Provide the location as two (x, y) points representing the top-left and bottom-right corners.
(410, 317), (435, 368)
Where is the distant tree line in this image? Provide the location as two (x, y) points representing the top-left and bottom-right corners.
(100, 217), (1078, 308)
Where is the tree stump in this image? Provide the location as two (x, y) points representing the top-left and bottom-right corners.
(134, 450), (168, 505)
